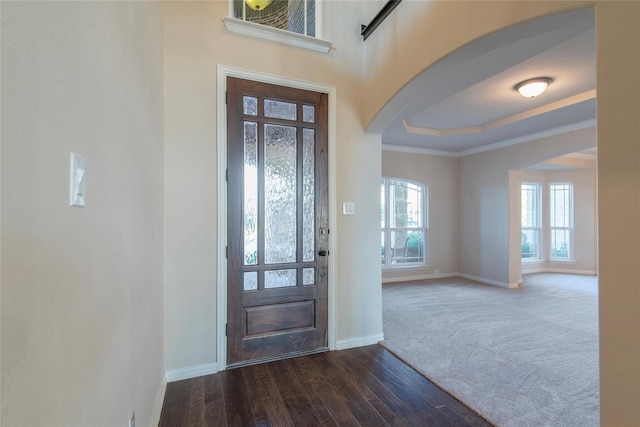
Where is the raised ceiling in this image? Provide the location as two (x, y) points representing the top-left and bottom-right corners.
(377, 8), (596, 156)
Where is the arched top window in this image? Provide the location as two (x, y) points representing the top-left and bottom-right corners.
(381, 178), (428, 267)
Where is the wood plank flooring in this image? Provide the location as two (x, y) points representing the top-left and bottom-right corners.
(158, 345), (493, 426)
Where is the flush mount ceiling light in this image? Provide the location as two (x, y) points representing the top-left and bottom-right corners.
(245, 0), (273, 11)
(514, 77), (553, 98)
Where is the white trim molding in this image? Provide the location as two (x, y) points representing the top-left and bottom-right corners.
(336, 333), (385, 350)
(459, 273), (519, 289)
(565, 151), (597, 160)
(545, 268), (597, 275)
(382, 119), (597, 159)
(223, 17), (332, 53)
(216, 65), (338, 368)
(165, 362), (219, 383)
(381, 143), (458, 158)
(150, 378), (167, 427)
(382, 272), (458, 284)
(522, 267), (597, 275)
(458, 119), (597, 157)
(402, 90), (596, 138)
(383, 272), (522, 288)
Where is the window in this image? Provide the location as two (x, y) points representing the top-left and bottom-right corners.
(521, 183), (541, 259)
(550, 183), (573, 260)
(381, 178), (427, 267)
(232, 0), (317, 37)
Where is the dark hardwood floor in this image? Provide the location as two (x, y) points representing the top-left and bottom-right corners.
(158, 344), (493, 426)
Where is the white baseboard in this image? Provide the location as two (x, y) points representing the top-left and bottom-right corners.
(383, 272), (519, 288)
(382, 272), (458, 284)
(336, 333), (384, 350)
(165, 361), (219, 383)
(521, 266), (547, 274)
(151, 378), (167, 427)
(163, 333), (389, 381)
(522, 268), (597, 276)
(459, 273), (518, 289)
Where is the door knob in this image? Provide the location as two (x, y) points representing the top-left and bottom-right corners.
(318, 250), (328, 256)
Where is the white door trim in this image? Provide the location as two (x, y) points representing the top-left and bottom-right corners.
(216, 65), (337, 370)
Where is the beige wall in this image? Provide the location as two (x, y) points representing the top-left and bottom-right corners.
(381, 149), (597, 284)
(521, 159), (598, 275)
(459, 127), (596, 286)
(381, 147), (597, 286)
(381, 150), (458, 282)
(596, 3), (640, 425)
(163, 0), (383, 372)
(374, 3), (639, 423)
(361, 1), (592, 132)
(2, 1), (639, 426)
(1, 2), (165, 426)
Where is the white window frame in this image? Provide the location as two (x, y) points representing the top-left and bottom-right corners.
(521, 182), (541, 260)
(549, 182), (574, 261)
(224, 0), (332, 53)
(381, 177), (428, 269)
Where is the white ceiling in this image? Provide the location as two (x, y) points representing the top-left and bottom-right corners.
(378, 8), (596, 156)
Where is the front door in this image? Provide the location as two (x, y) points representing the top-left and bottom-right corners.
(226, 77), (329, 367)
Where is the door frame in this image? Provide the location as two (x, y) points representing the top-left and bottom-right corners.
(216, 64), (337, 370)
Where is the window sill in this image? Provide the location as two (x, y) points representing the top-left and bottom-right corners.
(549, 259), (575, 264)
(521, 258), (544, 263)
(223, 17), (333, 53)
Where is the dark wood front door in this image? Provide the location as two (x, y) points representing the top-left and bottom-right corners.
(226, 77), (329, 367)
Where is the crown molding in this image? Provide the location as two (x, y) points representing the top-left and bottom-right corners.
(383, 118), (597, 158)
(564, 151), (597, 160)
(458, 118), (597, 156)
(381, 144), (459, 157)
(403, 90), (596, 137)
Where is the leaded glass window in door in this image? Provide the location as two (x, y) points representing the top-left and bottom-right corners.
(227, 77), (329, 366)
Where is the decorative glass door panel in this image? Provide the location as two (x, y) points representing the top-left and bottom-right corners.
(227, 77), (328, 367)
(264, 124), (298, 265)
(243, 121), (258, 266)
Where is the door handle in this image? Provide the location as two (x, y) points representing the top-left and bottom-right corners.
(318, 250), (328, 257)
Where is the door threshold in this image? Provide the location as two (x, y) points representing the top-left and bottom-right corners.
(226, 347), (329, 370)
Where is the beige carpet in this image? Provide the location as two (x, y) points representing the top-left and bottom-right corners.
(381, 273), (599, 427)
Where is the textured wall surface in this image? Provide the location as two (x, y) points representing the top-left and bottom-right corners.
(1, 2), (638, 426)
(382, 151), (459, 281)
(596, 2), (640, 426)
(163, 0), (384, 372)
(1, 2), (165, 426)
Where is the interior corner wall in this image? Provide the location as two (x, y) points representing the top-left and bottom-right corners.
(508, 169), (523, 284)
(458, 127), (596, 286)
(521, 161), (598, 275)
(381, 150), (459, 282)
(1, 2), (165, 426)
(595, 2), (640, 426)
(163, 1), (384, 373)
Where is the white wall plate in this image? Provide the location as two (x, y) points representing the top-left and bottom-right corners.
(343, 202), (355, 215)
(70, 153), (86, 207)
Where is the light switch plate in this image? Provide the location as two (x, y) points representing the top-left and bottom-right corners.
(70, 153), (86, 207)
(343, 202), (355, 216)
